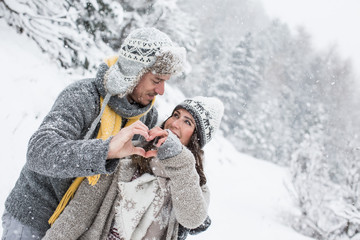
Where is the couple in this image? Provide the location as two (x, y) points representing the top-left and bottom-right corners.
(2, 28), (223, 240)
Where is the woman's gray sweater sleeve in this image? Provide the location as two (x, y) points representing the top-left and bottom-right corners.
(25, 80), (117, 178)
(159, 147), (210, 229)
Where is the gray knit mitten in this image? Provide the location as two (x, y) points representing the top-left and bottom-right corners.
(157, 130), (183, 160)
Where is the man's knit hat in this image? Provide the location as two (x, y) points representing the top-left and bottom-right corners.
(104, 27), (186, 97)
(175, 96), (224, 148)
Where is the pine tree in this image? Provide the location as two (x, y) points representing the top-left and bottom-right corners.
(226, 32), (267, 157)
(231, 33), (262, 107)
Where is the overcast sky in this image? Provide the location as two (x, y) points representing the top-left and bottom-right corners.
(260, 0), (360, 76)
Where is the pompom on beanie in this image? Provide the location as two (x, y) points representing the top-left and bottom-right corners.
(175, 96), (224, 148)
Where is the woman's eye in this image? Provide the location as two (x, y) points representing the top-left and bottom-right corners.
(185, 120), (191, 126)
(173, 113), (179, 118)
(153, 80), (160, 84)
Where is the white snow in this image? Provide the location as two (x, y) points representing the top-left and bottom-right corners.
(0, 21), (313, 239)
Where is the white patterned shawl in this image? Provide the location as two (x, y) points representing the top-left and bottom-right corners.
(109, 159), (172, 240)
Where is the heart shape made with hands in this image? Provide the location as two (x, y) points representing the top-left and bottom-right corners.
(108, 123), (168, 159)
(138, 127), (169, 158)
(147, 127), (169, 147)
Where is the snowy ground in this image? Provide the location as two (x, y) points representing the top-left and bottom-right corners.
(0, 21), (313, 239)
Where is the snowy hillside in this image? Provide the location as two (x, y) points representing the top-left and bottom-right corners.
(0, 21), (313, 240)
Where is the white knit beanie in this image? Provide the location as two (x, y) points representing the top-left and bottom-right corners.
(104, 27), (186, 96)
(175, 96), (224, 148)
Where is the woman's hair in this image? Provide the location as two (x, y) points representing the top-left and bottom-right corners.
(186, 128), (206, 186)
(131, 117), (207, 186)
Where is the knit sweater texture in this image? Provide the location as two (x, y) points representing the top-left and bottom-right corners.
(4, 64), (158, 234)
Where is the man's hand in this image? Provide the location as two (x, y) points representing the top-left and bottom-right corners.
(107, 121), (154, 159)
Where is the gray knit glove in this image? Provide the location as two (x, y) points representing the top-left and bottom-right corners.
(157, 130), (183, 160)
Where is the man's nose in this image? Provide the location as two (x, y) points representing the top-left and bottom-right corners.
(155, 81), (165, 95)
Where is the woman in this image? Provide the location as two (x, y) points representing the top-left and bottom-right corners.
(43, 96), (224, 240)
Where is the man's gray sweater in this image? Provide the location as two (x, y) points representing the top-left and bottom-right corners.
(4, 64), (158, 234)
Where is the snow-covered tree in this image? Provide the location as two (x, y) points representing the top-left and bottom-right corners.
(288, 43), (360, 239)
(224, 33), (267, 157)
(0, 0), (198, 73)
(231, 33), (262, 107)
(223, 20), (304, 164)
(290, 128), (360, 240)
(201, 36), (233, 130)
(0, 0), (123, 70)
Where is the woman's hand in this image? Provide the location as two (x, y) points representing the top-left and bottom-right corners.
(148, 126), (169, 148)
(156, 130), (183, 160)
(107, 121), (156, 159)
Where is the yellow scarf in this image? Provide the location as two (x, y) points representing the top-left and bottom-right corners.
(48, 56), (155, 225)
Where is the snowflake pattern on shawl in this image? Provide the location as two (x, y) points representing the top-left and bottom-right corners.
(108, 168), (172, 240)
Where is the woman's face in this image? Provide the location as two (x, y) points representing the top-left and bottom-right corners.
(164, 108), (196, 146)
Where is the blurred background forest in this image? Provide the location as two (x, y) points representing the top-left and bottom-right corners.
(1, 0), (360, 239)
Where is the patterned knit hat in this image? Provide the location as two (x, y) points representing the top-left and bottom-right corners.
(175, 96), (224, 148)
(104, 27), (186, 96)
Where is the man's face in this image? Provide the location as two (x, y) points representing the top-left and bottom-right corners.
(128, 72), (171, 106)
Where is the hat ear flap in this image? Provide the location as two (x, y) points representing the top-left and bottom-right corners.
(104, 64), (128, 97)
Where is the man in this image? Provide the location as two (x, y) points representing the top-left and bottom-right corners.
(2, 27), (186, 239)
